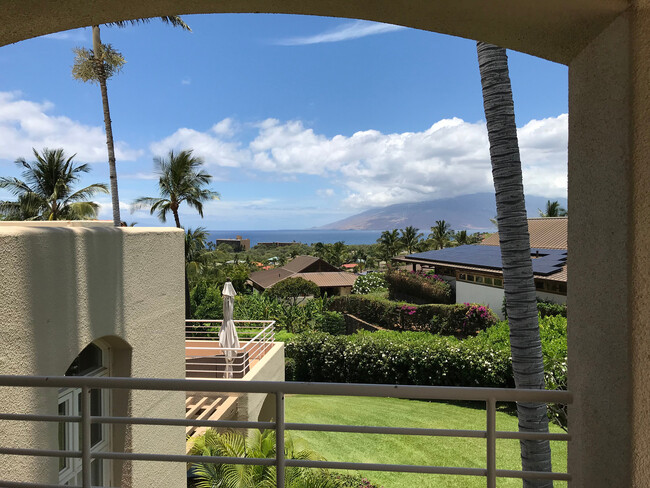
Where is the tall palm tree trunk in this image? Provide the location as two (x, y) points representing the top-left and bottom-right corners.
(92, 25), (121, 226)
(476, 41), (553, 487)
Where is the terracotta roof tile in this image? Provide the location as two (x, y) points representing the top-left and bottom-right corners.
(481, 217), (567, 249)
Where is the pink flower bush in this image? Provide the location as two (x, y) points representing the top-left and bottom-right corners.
(463, 303), (497, 329)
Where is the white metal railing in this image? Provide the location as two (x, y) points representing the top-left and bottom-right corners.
(0, 375), (571, 488)
(185, 320), (275, 377)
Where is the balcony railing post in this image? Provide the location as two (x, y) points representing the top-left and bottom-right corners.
(276, 391), (285, 488)
(486, 397), (496, 488)
(81, 385), (92, 488)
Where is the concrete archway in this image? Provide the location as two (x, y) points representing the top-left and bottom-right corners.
(2, 1), (649, 487)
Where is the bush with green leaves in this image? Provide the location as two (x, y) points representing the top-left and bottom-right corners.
(285, 316), (567, 414)
(351, 272), (388, 295)
(329, 295), (496, 338)
(384, 269), (453, 304)
(265, 277), (321, 304)
(502, 296), (567, 318)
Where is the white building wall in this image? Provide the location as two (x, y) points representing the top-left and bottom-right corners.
(455, 281), (506, 319)
(0, 224), (186, 487)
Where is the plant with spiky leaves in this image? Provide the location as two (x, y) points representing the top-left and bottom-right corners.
(0, 148), (108, 221)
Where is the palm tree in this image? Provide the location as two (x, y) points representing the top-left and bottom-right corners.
(428, 220), (452, 250)
(189, 429), (340, 488)
(400, 225), (423, 254)
(455, 230), (470, 246)
(132, 149), (220, 228)
(72, 17), (191, 227)
(0, 148), (108, 220)
(325, 241), (347, 267)
(185, 227), (208, 282)
(538, 200), (567, 217)
(377, 229), (402, 264)
(133, 149), (219, 318)
(477, 41), (552, 486)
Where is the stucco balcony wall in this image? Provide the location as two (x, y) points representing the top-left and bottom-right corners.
(0, 223), (186, 487)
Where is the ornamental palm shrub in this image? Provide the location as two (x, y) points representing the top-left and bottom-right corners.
(189, 429), (343, 488)
(385, 269), (453, 304)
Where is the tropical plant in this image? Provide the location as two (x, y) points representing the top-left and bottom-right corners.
(186, 227), (209, 281)
(477, 41), (553, 485)
(400, 226), (423, 254)
(325, 241), (348, 267)
(376, 229), (402, 264)
(0, 148), (108, 220)
(266, 277), (321, 306)
(428, 220), (452, 250)
(189, 429), (340, 488)
(351, 273), (388, 295)
(538, 200), (567, 217)
(454, 230), (469, 246)
(133, 149), (219, 318)
(72, 16), (190, 226)
(132, 149), (220, 228)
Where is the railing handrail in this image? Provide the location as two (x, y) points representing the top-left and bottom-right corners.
(0, 375), (572, 403)
(0, 375), (571, 488)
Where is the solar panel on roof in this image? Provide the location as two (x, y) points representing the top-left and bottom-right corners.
(407, 245), (566, 276)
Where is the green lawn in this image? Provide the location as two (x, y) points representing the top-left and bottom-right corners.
(285, 395), (567, 488)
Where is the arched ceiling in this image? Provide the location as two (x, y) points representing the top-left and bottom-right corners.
(1, 0), (627, 64)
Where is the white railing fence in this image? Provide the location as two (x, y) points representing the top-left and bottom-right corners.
(185, 320), (275, 377)
(0, 375), (572, 488)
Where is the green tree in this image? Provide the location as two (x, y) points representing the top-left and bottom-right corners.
(185, 227), (208, 283)
(133, 149), (219, 318)
(376, 229), (402, 264)
(189, 429), (340, 488)
(477, 41), (552, 485)
(132, 149), (220, 228)
(266, 277), (320, 307)
(538, 200), (567, 217)
(400, 225), (423, 254)
(72, 16), (190, 226)
(428, 220), (452, 250)
(0, 148), (108, 220)
(325, 241), (347, 267)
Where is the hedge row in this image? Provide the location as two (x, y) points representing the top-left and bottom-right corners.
(502, 297), (567, 319)
(285, 317), (568, 391)
(384, 269), (453, 304)
(328, 295), (497, 338)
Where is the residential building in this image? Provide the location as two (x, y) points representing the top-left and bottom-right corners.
(214, 235), (250, 252)
(248, 255), (357, 295)
(395, 218), (567, 317)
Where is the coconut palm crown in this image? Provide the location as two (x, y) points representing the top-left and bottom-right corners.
(0, 148), (108, 221)
(132, 149), (220, 228)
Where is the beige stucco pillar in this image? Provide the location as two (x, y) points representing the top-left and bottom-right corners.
(568, 4), (650, 486)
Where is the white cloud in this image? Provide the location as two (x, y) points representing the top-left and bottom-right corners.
(0, 91), (142, 163)
(317, 188), (335, 197)
(42, 28), (89, 42)
(151, 114), (568, 209)
(181, 78), (191, 85)
(150, 124), (247, 168)
(275, 21), (405, 46)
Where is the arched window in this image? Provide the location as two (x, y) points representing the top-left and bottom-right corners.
(59, 341), (111, 486)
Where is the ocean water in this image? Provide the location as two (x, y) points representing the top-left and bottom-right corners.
(206, 229), (383, 247)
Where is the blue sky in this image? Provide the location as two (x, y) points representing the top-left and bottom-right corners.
(0, 14), (568, 229)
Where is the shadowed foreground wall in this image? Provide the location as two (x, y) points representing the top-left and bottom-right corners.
(0, 224), (186, 487)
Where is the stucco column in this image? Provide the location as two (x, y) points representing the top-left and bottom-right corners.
(568, 6), (650, 486)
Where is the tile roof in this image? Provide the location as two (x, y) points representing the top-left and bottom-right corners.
(248, 267), (295, 289)
(293, 272), (358, 288)
(481, 217), (567, 249)
(283, 255), (321, 272)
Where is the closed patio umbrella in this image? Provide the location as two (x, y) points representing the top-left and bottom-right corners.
(220, 281), (240, 378)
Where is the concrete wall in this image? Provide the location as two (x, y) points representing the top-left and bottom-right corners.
(0, 224), (186, 487)
(238, 342), (285, 422)
(455, 281), (505, 319)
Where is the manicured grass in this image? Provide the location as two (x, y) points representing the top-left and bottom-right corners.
(285, 395), (567, 488)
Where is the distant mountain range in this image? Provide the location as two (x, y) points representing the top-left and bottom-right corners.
(317, 193), (568, 231)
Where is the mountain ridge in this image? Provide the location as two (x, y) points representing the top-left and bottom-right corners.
(318, 193), (567, 231)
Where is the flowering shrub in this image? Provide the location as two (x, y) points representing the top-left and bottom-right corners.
(329, 295), (496, 338)
(352, 273), (388, 295)
(285, 316), (567, 392)
(463, 303), (498, 329)
(384, 269), (452, 304)
(400, 305), (417, 316)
